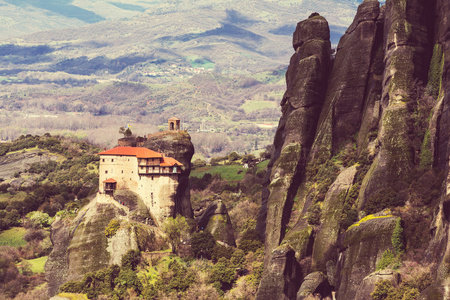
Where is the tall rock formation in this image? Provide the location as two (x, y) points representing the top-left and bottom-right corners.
(258, 13), (331, 266)
(257, 0), (450, 299)
(144, 131), (194, 219)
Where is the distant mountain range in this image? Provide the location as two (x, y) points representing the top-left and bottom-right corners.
(0, 0), (382, 150)
(0, 0), (365, 41)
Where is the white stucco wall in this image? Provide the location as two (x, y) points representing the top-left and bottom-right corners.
(99, 154), (179, 225)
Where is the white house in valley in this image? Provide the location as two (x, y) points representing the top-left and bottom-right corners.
(98, 146), (183, 225)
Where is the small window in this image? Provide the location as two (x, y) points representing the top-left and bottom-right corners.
(105, 170), (108, 174)
(111, 159), (114, 162)
(102, 159), (105, 162)
(122, 170), (124, 173)
(152, 176), (154, 180)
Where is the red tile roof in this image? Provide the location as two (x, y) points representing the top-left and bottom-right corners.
(161, 156), (183, 166)
(103, 178), (117, 183)
(98, 146), (183, 166)
(98, 147), (162, 158)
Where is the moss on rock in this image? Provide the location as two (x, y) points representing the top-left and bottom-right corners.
(282, 225), (313, 260)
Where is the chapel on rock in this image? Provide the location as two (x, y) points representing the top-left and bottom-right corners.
(98, 118), (184, 225)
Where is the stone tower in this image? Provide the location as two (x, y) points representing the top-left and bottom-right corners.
(168, 117), (180, 131)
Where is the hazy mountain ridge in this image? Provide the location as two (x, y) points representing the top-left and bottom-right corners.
(0, 0), (360, 153)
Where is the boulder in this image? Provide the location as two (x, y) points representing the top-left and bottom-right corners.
(45, 218), (71, 297)
(335, 215), (398, 299)
(196, 200), (235, 246)
(297, 271), (332, 300)
(45, 195), (151, 296)
(354, 269), (400, 300)
(293, 15), (330, 51)
(417, 284), (447, 299)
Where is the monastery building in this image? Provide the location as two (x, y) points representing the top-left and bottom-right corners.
(98, 146), (183, 225)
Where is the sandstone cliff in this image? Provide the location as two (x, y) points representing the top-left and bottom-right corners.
(257, 0), (450, 299)
(45, 193), (161, 296)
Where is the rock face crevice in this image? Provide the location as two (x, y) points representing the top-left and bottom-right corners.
(257, 0), (450, 299)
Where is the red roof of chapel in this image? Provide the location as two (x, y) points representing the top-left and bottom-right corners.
(98, 147), (183, 166)
(99, 147), (162, 158)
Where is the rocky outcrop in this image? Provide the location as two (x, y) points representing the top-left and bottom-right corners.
(311, 0), (381, 158)
(336, 215), (398, 299)
(297, 272), (332, 300)
(257, 0), (450, 299)
(258, 13), (331, 269)
(45, 217), (71, 296)
(196, 200), (235, 247)
(311, 166), (357, 271)
(0, 150), (58, 182)
(45, 194), (158, 296)
(144, 130), (194, 219)
(256, 245), (301, 300)
(354, 269), (400, 300)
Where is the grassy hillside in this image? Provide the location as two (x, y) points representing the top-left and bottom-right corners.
(0, 227), (27, 247)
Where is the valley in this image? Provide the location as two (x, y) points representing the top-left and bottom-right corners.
(0, 0), (359, 156)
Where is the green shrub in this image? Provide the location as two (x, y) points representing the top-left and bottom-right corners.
(230, 248), (245, 268)
(114, 268), (143, 297)
(246, 261), (264, 288)
(152, 260), (196, 295)
(391, 218), (405, 255)
(212, 244), (233, 261)
(427, 44), (444, 98)
(210, 257), (236, 292)
(238, 239), (263, 255)
(420, 130), (433, 169)
(376, 250), (395, 271)
(191, 230), (216, 259)
(371, 279), (393, 300)
(162, 215), (190, 253)
(121, 249), (140, 271)
(238, 229), (263, 254)
(105, 219), (121, 238)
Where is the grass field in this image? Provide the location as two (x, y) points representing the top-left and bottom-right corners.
(190, 164), (246, 181)
(240, 100), (277, 113)
(191, 160), (269, 181)
(256, 160), (269, 171)
(28, 256), (48, 273)
(0, 227), (27, 247)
